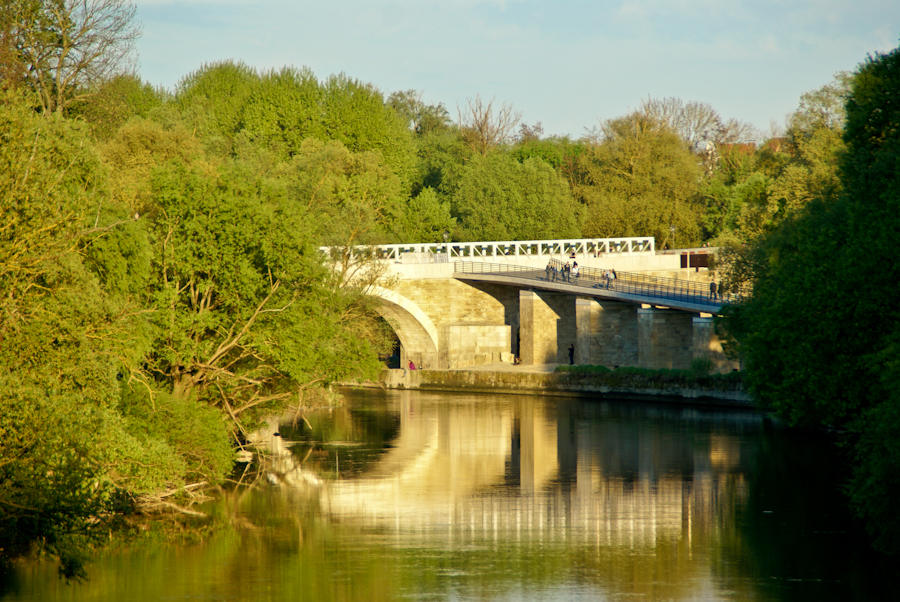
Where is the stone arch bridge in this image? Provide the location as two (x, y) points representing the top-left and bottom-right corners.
(331, 238), (736, 372)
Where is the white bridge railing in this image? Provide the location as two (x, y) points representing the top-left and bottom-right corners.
(320, 237), (655, 264)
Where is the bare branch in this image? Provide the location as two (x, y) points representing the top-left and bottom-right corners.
(457, 94), (522, 156)
(6, 0), (142, 115)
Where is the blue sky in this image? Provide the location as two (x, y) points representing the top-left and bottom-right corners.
(135, 1), (900, 139)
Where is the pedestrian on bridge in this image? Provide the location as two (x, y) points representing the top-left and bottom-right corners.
(545, 261), (552, 281)
(572, 262), (579, 283)
(710, 280), (718, 300)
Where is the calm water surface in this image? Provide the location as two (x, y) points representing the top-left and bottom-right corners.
(2, 389), (896, 601)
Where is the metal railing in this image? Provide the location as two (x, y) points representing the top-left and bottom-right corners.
(320, 237), (656, 263)
(454, 260), (732, 310)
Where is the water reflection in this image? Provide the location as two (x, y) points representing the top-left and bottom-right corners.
(2, 390), (895, 602)
(308, 393), (753, 552)
(267, 391), (770, 600)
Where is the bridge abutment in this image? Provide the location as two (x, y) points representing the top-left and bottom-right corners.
(578, 299), (640, 368)
(692, 316), (740, 373)
(637, 308), (694, 370)
(519, 290), (577, 365)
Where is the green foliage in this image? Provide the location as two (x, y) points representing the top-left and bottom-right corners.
(143, 154), (392, 429)
(320, 74), (417, 191)
(699, 171), (768, 240)
(726, 44), (900, 555)
(0, 379), (112, 581)
(387, 89), (452, 136)
(398, 187), (456, 243)
(240, 66), (323, 158)
(573, 113), (703, 247)
(280, 138), (406, 246)
(411, 126), (470, 196)
(554, 364), (744, 390)
(689, 355), (715, 378)
(175, 60), (260, 154)
(118, 387), (235, 487)
(100, 116), (205, 211)
(448, 154), (581, 241)
(68, 75), (167, 140)
(848, 397), (900, 556)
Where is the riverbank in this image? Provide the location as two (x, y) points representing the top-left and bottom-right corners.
(362, 364), (754, 409)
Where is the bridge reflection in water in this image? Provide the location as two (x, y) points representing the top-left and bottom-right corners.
(311, 391), (757, 554)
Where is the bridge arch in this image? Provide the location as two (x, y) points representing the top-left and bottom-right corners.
(369, 286), (439, 369)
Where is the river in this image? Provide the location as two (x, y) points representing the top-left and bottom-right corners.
(1, 389), (896, 601)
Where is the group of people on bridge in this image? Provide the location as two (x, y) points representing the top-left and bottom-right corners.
(545, 261), (618, 290)
(546, 261), (580, 283)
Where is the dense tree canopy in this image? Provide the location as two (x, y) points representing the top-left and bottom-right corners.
(574, 113), (703, 247)
(448, 153), (581, 241)
(723, 45), (900, 555)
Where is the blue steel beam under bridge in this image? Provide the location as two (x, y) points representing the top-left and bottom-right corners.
(453, 260), (728, 314)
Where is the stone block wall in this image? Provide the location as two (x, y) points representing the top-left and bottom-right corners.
(579, 299), (639, 368)
(544, 293), (577, 364)
(637, 308), (694, 370)
(395, 279), (509, 327)
(692, 317), (740, 373)
(519, 290), (576, 365)
(519, 290), (558, 365)
(440, 324), (512, 369)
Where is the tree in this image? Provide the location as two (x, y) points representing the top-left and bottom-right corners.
(143, 153), (392, 429)
(240, 65), (323, 158)
(724, 45), (900, 555)
(787, 71), (853, 136)
(0, 90), (231, 578)
(174, 60), (260, 155)
(67, 74), (166, 139)
(640, 97), (757, 175)
(387, 89), (452, 136)
(448, 153), (581, 241)
(724, 75), (849, 244)
(397, 187), (455, 243)
(574, 113), (703, 247)
(2, 0), (142, 115)
(457, 94), (522, 156)
(319, 74), (418, 191)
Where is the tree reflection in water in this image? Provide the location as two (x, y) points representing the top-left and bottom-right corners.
(2, 390), (896, 602)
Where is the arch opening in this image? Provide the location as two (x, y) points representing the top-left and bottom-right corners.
(369, 286), (439, 370)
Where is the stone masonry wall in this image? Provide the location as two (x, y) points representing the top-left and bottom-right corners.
(440, 324), (513, 369)
(588, 299), (639, 368)
(637, 308), (694, 370)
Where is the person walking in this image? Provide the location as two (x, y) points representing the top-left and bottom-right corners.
(572, 262), (579, 283)
(567, 344), (575, 365)
(709, 280), (718, 300)
(545, 261), (552, 281)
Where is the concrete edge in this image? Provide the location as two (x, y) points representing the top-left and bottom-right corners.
(344, 368), (755, 410)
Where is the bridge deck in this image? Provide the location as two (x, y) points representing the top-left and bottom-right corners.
(453, 261), (726, 314)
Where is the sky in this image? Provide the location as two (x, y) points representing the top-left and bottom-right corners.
(135, 1), (900, 140)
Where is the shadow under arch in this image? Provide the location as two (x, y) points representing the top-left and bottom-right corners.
(368, 286), (439, 369)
